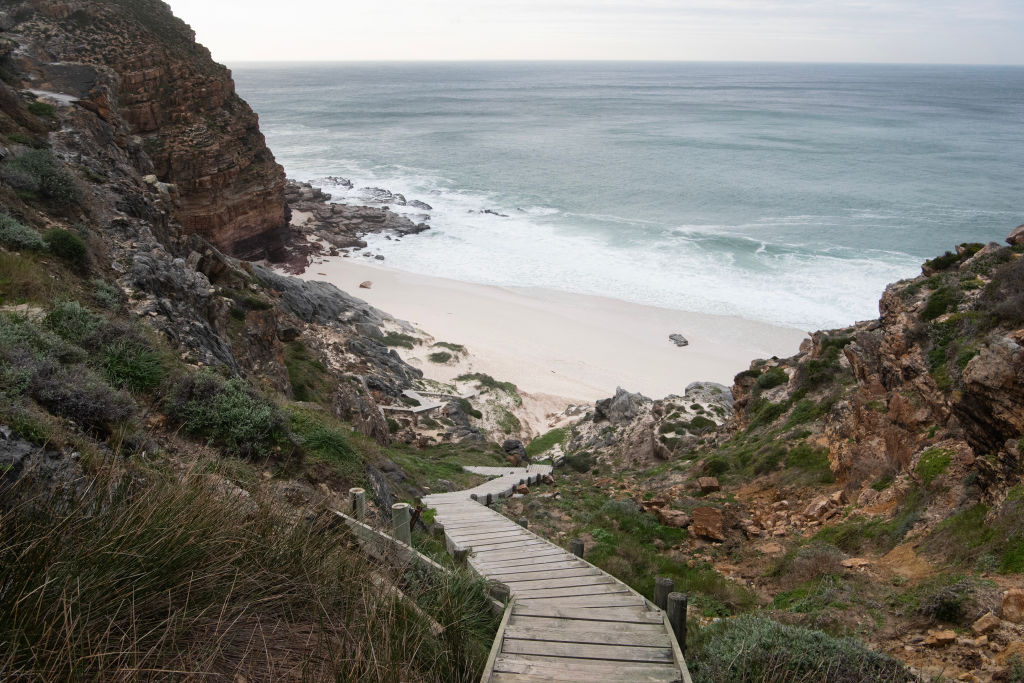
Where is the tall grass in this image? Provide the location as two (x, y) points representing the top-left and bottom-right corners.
(0, 463), (498, 681)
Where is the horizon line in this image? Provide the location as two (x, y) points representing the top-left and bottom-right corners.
(225, 58), (1024, 68)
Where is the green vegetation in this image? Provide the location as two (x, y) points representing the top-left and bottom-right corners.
(283, 340), (329, 403)
(755, 366), (788, 390)
(915, 446), (951, 485)
(375, 332), (419, 349)
(923, 489), (1024, 574)
(798, 335), (852, 390)
(922, 285), (956, 321)
(813, 489), (925, 555)
(2, 150), (79, 208)
(431, 341), (465, 353)
(0, 214), (45, 251)
(688, 614), (914, 682)
(0, 463), (498, 681)
(495, 406), (521, 434)
(44, 228), (87, 270)
(564, 451), (595, 473)
(455, 372), (521, 405)
(100, 338), (167, 392)
(26, 100), (55, 117)
(164, 370), (291, 459)
(427, 351), (452, 363)
(287, 405), (361, 480)
(871, 474), (894, 491)
(786, 442), (835, 483)
(888, 573), (989, 625)
(526, 427), (568, 458)
(455, 397), (482, 420)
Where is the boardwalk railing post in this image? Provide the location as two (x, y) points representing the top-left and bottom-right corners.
(453, 548), (469, 567)
(485, 492), (493, 506)
(432, 522), (445, 539)
(349, 487), (366, 521)
(570, 538), (584, 558)
(392, 502), (412, 546)
(516, 517), (528, 529)
(654, 576), (674, 611)
(667, 592), (688, 655)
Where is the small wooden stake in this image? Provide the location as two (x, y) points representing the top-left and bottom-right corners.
(454, 548), (469, 566)
(667, 592), (688, 655)
(517, 517), (529, 529)
(654, 576), (674, 611)
(392, 502), (412, 546)
(570, 538), (584, 558)
(349, 487), (366, 521)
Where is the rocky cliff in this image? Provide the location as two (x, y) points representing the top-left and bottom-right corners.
(3, 0), (288, 259)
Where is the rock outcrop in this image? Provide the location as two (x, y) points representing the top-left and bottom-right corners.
(6, 0), (288, 259)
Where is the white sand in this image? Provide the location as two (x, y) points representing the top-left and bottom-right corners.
(298, 255), (808, 409)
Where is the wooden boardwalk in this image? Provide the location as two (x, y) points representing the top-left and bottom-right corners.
(423, 467), (691, 682)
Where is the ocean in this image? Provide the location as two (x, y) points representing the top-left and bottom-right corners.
(232, 62), (1024, 331)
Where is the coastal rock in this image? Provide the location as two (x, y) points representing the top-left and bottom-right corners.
(594, 387), (650, 425)
(1007, 224), (1024, 246)
(502, 439), (529, 463)
(698, 477), (721, 493)
(973, 612), (1002, 635)
(1002, 589), (1024, 623)
(408, 199), (433, 211)
(669, 333), (689, 347)
(9, 0), (289, 258)
(359, 281), (373, 289)
(690, 506), (725, 542)
(655, 508), (691, 528)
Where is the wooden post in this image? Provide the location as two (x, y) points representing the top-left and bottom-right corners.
(654, 577), (674, 611)
(392, 503), (412, 546)
(667, 592), (688, 655)
(485, 492), (493, 506)
(488, 580), (511, 603)
(570, 538), (584, 558)
(517, 517), (529, 529)
(454, 548), (469, 567)
(471, 494), (478, 502)
(432, 522), (445, 539)
(349, 487), (366, 521)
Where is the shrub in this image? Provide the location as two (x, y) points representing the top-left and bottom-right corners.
(455, 373), (520, 403)
(915, 446), (952, 485)
(101, 339), (166, 392)
(921, 286), (955, 321)
(705, 456), (729, 476)
(428, 351), (452, 364)
(565, 451), (595, 473)
(26, 100), (55, 117)
(689, 415), (717, 432)
(0, 465), (498, 680)
(375, 332), (418, 348)
(165, 371), (291, 458)
(0, 214), (45, 250)
(431, 341), (465, 353)
(455, 397), (482, 420)
(43, 301), (101, 344)
(29, 362), (135, 436)
(526, 427), (567, 457)
(283, 341), (328, 403)
(756, 366), (788, 390)
(44, 229), (87, 269)
(688, 614), (914, 682)
(4, 150), (79, 207)
(496, 407), (521, 434)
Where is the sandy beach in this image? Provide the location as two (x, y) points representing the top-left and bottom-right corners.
(296, 254), (808, 409)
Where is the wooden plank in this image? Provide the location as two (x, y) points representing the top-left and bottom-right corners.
(492, 655), (681, 682)
(508, 615), (666, 633)
(501, 639), (673, 664)
(517, 593), (644, 609)
(502, 575), (615, 590)
(480, 598), (515, 683)
(504, 625), (671, 648)
(450, 529), (531, 542)
(512, 604), (660, 622)
(511, 584), (630, 600)
(471, 547), (566, 562)
(663, 610), (695, 683)
(469, 539), (549, 552)
(489, 564), (593, 580)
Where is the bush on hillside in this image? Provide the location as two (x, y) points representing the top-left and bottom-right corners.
(688, 613), (915, 682)
(0, 214), (45, 251)
(165, 370), (291, 458)
(44, 229), (87, 269)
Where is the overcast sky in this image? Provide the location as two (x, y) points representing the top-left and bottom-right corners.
(164, 0), (1024, 65)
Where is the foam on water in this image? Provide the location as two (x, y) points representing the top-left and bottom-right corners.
(233, 62), (1024, 331)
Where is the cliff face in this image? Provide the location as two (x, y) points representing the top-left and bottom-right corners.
(6, 0), (288, 258)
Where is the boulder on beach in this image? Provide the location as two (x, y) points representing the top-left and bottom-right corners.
(669, 333), (689, 347)
(359, 281), (372, 289)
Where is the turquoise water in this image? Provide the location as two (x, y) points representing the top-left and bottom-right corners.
(233, 62), (1024, 330)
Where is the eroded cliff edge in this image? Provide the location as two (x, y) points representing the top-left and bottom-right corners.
(4, 0), (288, 259)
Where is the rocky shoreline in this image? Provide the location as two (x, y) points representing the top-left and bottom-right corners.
(278, 179), (431, 273)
